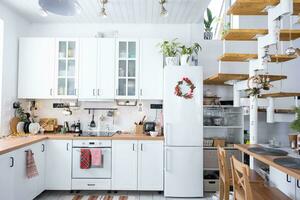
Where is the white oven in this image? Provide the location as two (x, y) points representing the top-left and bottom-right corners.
(72, 140), (112, 179)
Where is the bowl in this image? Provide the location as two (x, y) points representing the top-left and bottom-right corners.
(149, 131), (159, 137)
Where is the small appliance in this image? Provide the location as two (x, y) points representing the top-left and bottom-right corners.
(143, 122), (156, 133)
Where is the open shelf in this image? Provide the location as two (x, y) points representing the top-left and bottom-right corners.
(228, 0), (300, 15)
(258, 108), (295, 114)
(204, 73), (287, 85)
(260, 92), (300, 98)
(218, 53), (297, 62)
(223, 29), (300, 41)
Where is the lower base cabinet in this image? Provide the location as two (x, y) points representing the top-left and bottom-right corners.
(112, 140), (164, 191)
(45, 140), (72, 190)
(72, 179), (111, 190)
(0, 152), (14, 200)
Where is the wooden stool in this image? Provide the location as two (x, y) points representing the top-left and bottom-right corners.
(217, 146), (264, 200)
(230, 155), (291, 200)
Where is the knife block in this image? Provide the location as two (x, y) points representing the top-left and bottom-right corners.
(135, 125), (144, 135)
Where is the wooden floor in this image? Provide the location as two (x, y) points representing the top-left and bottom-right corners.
(34, 191), (215, 200)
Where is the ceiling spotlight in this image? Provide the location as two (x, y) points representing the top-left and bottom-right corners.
(159, 0), (168, 17)
(40, 8), (48, 17)
(39, 0), (82, 16)
(99, 0), (108, 18)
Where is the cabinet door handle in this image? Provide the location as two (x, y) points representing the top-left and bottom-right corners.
(140, 89), (143, 96)
(10, 157), (14, 168)
(97, 89), (100, 96)
(93, 89), (96, 96)
(87, 184), (95, 186)
(132, 143), (135, 151)
(166, 149), (170, 172)
(286, 174), (291, 183)
(141, 143), (143, 151)
(67, 143), (69, 151)
(50, 89), (53, 96)
(41, 144), (45, 152)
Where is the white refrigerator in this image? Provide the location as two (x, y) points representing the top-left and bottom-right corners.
(164, 66), (203, 198)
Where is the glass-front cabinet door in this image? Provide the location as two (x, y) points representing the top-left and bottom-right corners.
(116, 40), (139, 99)
(55, 39), (79, 98)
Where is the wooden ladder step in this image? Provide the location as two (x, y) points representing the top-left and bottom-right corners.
(223, 29), (300, 41)
(228, 0), (300, 15)
(204, 73), (287, 85)
(260, 92), (300, 98)
(219, 53), (296, 62)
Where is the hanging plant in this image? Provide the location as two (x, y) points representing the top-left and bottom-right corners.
(174, 77), (196, 99)
(246, 75), (273, 97)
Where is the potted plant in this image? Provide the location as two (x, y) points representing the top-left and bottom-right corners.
(158, 39), (180, 66)
(290, 107), (300, 133)
(179, 43), (202, 66)
(204, 8), (215, 40)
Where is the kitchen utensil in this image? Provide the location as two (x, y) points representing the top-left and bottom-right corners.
(29, 123), (41, 134)
(90, 110), (96, 128)
(150, 131), (159, 137)
(135, 125), (144, 135)
(16, 121), (25, 134)
(10, 117), (20, 135)
(288, 134), (297, 149)
(212, 117), (224, 126)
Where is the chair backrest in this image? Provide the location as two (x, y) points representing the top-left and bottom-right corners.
(217, 146), (230, 184)
(230, 155), (253, 200)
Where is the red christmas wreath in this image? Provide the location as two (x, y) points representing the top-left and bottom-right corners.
(174, 77), (196, 99)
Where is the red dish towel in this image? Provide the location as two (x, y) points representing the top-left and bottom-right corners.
(90, 148), (102, 167)
(80, 149), (91, 169)
(26, 150), (39, 179)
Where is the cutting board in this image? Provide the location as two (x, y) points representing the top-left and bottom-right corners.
(39, 118), (57, 132)
(10, 117), (20, 135)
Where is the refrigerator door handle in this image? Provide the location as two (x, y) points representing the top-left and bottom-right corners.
(166, 123), (171, 145)
(166, 148), (171, 172)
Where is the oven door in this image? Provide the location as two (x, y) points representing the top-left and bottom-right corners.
(72, 147), (111, 179)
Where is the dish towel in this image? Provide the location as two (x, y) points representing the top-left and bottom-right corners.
(26, 150), (39, 179)
(80, 149), (91, 169)
(90, 148), (102, 167)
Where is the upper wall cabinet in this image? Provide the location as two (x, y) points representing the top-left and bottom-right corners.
(139, 39), (163, 100)
(79, 38), (115, 100)
(54, 39), (79, 99)
(115, 39), (140, 99)
(18, 38), (55, 99)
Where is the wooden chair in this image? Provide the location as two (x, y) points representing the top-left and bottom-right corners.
(230, 155), (291, 200)
(217, 146), (264, 200)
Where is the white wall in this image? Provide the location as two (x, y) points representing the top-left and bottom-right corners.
(0, 3), (29, 135)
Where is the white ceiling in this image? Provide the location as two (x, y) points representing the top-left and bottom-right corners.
(1, 0), (210, 24)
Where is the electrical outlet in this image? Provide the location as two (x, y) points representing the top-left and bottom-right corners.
(150, 104), (163, 109)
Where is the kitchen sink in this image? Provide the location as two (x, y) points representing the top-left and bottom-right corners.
(273, 157), (300, 170)
(248, 147), (288, 156)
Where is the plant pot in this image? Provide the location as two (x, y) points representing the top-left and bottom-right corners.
(204, 31), (213, 40)
(165, 57), (179, 66)
(180, 54), (190, 66)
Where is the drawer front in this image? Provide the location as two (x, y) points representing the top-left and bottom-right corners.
(204, 179), (219, 192)
(72, 179), (111, 190)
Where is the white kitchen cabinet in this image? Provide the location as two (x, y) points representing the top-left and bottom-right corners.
(79, 38), (115, 100)
(138, 141), (164, 191)
(0, 152), (14, 200)
(112, 140), (164, 191)
(115, 39), (139, 99)
(54, 39), (79, 98)
(35, 142), (46, 196)
(296, 179), (300, 200)
(269, 166), (296, 199)
(139, 39), (164, 100)
(112, 140), (138, 190)
(18, 38), (55, 99)
(45, 140), (72, 190)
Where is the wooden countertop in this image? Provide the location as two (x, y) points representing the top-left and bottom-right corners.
(234, 144), (300, 180)
(0, 133), (164, 155)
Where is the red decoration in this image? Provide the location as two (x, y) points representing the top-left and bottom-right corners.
(174, 77), (196, 99)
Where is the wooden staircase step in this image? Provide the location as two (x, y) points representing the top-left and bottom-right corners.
(223, 29), (300, 41)
(228, 0), (300, 15)
(219, 53), (296, 62)
(260, 92), (300, 98)
(204, 73), (287, 85)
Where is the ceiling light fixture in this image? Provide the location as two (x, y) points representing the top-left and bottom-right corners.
(159, 0), (168, 17)
(99, 0), (108, 18)
(38, 0), (82, 16)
